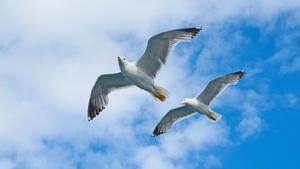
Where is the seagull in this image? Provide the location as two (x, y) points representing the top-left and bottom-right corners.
(152, 70), (245, 136)
(87, 27), (202, 121)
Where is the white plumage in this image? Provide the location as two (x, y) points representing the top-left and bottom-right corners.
(153, 71), (245, 136)
(88, 27), (201, 120)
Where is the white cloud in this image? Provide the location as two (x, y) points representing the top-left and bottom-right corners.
(1, 0), (300, 169)
(203, 155), (222, 169)
(286, 93), (298, 107)
(237, 105), (263, 139)
(0, 159), (14, 169)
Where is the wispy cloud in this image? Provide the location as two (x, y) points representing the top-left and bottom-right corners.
(1, 0), (300, 169)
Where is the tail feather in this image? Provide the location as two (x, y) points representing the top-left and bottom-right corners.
(153, 86), (169, 102)
(207, 111), (222, 122)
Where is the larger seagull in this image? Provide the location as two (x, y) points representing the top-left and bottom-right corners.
(88, 27), (202, 121)
(153, 71), (245, 136)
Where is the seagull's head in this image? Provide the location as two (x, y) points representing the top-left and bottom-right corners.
(117, 56), (128, 67)
(117, 56), (126, 62)
(117, 56), (130, 69)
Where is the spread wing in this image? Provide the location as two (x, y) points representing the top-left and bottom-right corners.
(87, 72), (132, 121)
(152, 106), (195, 136)
(197, 71), (245, 106)
(136, 27), (201, 78)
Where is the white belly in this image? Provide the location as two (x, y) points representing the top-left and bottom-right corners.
(187, 99), (210, 115)
(121, 63), (154, 93)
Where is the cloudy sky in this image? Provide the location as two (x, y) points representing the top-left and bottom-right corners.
(0, 0), (300, 169)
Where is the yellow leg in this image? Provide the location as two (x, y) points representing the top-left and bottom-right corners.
(153, 89), (167, 101)
(207, 114), (217, 121)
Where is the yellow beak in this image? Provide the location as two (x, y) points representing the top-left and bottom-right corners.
(117, 56), (122, 61)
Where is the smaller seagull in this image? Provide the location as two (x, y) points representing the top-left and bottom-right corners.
(152, 70), (245, 136)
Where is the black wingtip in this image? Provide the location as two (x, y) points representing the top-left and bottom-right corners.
(233, 70), (246, 79)
(193, 27), (202, 35)
(152, 133), (160, 137)
(152, 128), (164, 137)
(152, 128), (159, 137)
(179, 27), (202, 36)
(87, 105), (105, 121)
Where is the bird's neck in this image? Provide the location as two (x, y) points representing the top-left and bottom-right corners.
(186, 98), (198, 106)
(118, 60), (133, 71)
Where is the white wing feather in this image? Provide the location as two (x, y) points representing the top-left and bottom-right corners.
(197, 71), (245, 106)
(136, 27), (201, 78)
(87, 72), (132, 120)
(152, 106), (195, 136)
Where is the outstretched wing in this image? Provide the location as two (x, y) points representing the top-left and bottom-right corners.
(136, 27), (201, 78)
(152, 106), (195, 136)
(87, 72), (132, 121)
(197, 71), (245, 106)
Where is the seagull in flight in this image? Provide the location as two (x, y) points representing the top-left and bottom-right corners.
(87, 27), (202, 121)
(152, 70), (245, 136)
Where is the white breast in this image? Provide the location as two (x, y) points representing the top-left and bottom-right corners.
(188, 99), (210, 115)
(121, 63), (154, 92)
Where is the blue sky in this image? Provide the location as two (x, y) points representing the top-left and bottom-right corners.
(203, 18), (300, 169)
(0, 0), (299, 169)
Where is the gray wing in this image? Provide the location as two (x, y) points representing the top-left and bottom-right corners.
(197, 71), (245, 106)
(87, 72), (132, 121)
(152, 106), (195, 136)
(136, 27), (201, 78)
